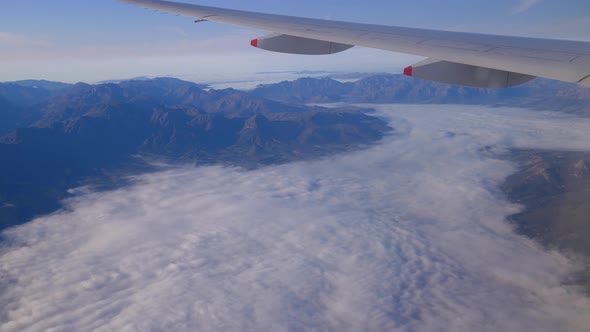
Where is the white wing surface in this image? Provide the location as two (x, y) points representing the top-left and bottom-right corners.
(118, 0), (590, 88)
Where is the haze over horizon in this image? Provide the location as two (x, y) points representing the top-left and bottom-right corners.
(1, 0), (589, 82)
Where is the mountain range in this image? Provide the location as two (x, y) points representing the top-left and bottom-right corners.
(0, 78), (389, 229)
(1, 75), (590, 265)
(252, 75), (590, 115)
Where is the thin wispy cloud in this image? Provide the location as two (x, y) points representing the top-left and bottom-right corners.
(512, 0), (540, 14)
(0, 32), (50, 47)
(1, 105), (590, 331)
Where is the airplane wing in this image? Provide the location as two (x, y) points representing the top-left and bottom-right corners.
(117, 0), (590, 88)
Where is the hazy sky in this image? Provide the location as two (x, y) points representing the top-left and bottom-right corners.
(1, 0), (589, 82)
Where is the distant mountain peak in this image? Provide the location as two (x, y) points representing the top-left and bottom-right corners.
(7, 80), (72, 91)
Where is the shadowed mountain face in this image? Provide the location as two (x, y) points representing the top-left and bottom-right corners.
(502, 151), (590, 259)
(0, 83), (56, 107)
(0, 84), (58, 135)
(0, 78), (390, 229)
(0, 97), (19, 135)
(252, 75), (590, 115)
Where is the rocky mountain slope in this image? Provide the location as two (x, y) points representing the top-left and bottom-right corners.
(0, 78), (390, 229)
(502, 150), (590, 261)
(252, 75), (590, 115)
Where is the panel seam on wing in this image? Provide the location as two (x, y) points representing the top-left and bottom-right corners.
(576, 74), (590, 84)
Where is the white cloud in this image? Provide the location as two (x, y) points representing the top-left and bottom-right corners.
(1, 105), (590, 331)
(512, 0), (540, 14)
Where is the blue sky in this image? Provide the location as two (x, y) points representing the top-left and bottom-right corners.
(1, 0), (589, 83)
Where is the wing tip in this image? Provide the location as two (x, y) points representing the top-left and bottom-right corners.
(250, 38), (258, 48)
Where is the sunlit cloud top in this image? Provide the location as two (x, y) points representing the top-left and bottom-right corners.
(2, 105), (590, 331)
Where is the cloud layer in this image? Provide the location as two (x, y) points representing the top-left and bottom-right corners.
(1, 105), (590, 331)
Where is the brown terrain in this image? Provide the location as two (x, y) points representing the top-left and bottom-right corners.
(502, 150), (590, 288)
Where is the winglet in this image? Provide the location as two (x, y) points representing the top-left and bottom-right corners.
(403, 66), (413, 77)
(250, 39), (258, 48)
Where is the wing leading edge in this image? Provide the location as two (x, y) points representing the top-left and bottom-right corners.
(117, 0), (590, 88)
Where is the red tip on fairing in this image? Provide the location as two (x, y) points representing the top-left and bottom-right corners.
(250, 39), (258, 47)
(403, 66), (413, 77)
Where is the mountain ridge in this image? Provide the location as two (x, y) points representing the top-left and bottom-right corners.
(0, 77), (390, 229)
(251, 75), (590, 115)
